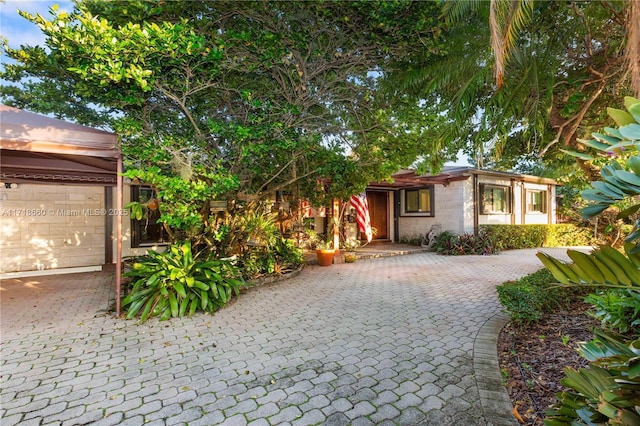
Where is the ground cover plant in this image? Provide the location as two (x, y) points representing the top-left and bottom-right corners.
(497, 268), (588, 325)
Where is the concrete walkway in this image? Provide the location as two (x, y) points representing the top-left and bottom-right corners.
(0, 248), (573, 425)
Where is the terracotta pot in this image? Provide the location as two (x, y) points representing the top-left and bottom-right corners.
(315, 249), (335, 266)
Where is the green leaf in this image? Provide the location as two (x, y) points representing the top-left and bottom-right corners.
(581, 189), (615, 204)
(619, 123), (640, 140)
(146, 272), (161, 287)
(628, 156), (640, 176)
(612, 170), (640, 189)
(560, 149), (594, 160)
(581, 204), (609, 219)
(617, 204), (640, 220)
(625, 96), (640, 119)
(185, 276), (195, 288)
(173, 281), (187, 298)
(169, 268), (180, 280)
(210, 282), (219, 299)
(628, 357), (640, 379)
(591, 181), (625, 199)
(159, 306), (172, 321)
(200, 289), (209, 310)
(567, 250), (605, 283)
(168, 291), (178, 317)
(179, 296), (189, 316)
(604, 127), (625, 139)
(624, 96), (640, 111)
(578, 138), (611, 152)
(591, 132), (623, 146)
(193, 280), (209, 290)
(608, 108), (636, 126)
(140, 296), (157, 322)
(126, 298), (146, 319)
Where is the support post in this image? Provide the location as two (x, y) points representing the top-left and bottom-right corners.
(332, 198), (340, 251)
(116, 156), (123, 316)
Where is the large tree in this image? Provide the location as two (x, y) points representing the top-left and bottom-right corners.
(1, 0), (446, 202)
(397, 0), (639, 181)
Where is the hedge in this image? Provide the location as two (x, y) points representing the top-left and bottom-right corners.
(480, 224), (593, 250)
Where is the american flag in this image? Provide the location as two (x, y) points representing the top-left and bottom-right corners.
(350, 193), (372, 243)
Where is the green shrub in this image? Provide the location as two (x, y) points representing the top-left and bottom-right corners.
(210, 208), (304, 280)
(240, 237), (304, 280)
(122, 241), (243, 322)
(432, 230), (458, 253)
(497, 268), (585, 325)
(399, 233), (424, 246)
(481, 224), (593, 250)
(585, 289), (640, 335)
(432, 230), (499, 255)
(496, 282), (545, 324)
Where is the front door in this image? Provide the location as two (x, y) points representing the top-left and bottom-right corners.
(367, 190), (388, 240)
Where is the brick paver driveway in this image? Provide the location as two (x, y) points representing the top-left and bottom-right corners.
(1, 248), (572, 425)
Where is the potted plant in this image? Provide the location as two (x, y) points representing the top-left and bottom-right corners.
(315, 241), (335, 266)
(342, 239), (360, 263)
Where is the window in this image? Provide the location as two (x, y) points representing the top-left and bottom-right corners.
(481, 184), (511, 214)
(131, 186), (168, 248)
(403, 187), (433, 215)
(527, 190), (547, 213)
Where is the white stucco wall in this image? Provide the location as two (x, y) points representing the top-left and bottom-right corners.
(397, 180), (468, 239)
(0, 183), (106, 273)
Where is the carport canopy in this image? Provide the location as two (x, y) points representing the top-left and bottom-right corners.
(0, 105), (119, 183)
(0, 105), (124, 314)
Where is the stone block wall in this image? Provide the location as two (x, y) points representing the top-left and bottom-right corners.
(0, 183), (105, 273)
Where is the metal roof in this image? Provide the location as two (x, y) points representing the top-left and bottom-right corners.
(368, 167), (557, 189)
(0, 105), (120, 185)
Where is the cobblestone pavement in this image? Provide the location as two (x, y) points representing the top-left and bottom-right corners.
(0, 248), (574, 425)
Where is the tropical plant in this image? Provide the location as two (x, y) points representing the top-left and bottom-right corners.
(586, 289), (640, 335)
(544, 330), (640, 426)
(537, 97), (640, 283)
(537, 97), (640, 424)
(122, 241), (242, 322)
(398, 1), (638, 178)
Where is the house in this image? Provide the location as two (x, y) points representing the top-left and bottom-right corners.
(0, 106), (123, 290)
(351, 167), (558, 242)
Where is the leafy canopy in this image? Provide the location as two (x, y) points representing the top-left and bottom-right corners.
(2, 0), (447, 200)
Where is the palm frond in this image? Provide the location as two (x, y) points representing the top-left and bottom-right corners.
(441, 0), (486, 25)
(490, 0), (534, 87)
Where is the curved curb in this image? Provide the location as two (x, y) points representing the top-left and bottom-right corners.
(474, 312), (519, 426)
(242, 265), (304, 290)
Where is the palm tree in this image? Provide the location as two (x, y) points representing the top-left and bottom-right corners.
(399, 0), (639, 178)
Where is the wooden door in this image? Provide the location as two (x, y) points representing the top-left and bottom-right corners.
(366, 191), (388, 240)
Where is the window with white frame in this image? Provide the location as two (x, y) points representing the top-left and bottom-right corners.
(527, 190), (547, 213)
(403, 187), (434, 215)
(131, 186), (168, 248)
(480, 184), (511, 214)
